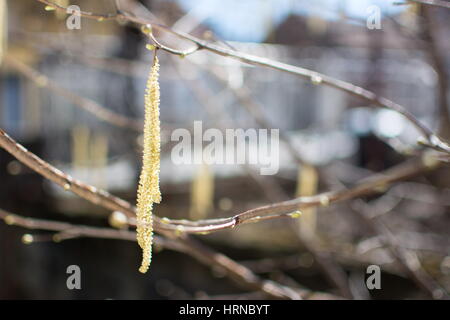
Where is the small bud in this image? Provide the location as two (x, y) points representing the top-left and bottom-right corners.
(311, 74), (323, 85)
(417, 136), (427, 146)
(4, 215), (16, 225)
(289, 210), (302, 218)
(145, 44), (156, 51)
(22, 234), (34, 245)
(374, 184), (388, 193)
(249, 216), (261, 223)
(44, 5), (56, 11)
(422, 152), (440, 169)
(161, 217), (170, 224)
(109, 211), (128, 229)
(319, 195), (330, 207)
(175, 225), (184, 237)
(141, 24), (152, 35)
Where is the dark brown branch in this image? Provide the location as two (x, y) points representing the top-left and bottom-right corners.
(0, 209), (306, 300)
(1, 126), (447, 235)
(421, 6), (450, 139)
(159, 153), (446, 232)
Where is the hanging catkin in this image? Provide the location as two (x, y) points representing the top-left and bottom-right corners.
(136, 54), (161, 273)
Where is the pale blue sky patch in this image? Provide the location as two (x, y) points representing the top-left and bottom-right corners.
(175, 0), (406, 42)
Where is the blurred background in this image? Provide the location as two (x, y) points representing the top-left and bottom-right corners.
(1, 0), (450, 299)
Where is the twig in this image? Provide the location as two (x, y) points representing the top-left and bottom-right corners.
(5, 55), (144, 132)
(156, 153), (446, 232)
(147, 29), (200, 57)
(172, 59), (353, 297)
(421, 6), (450, 139)
(35, 0), (450, 154)
(404, 0), (450, 9)
(1, 126), (447, 234)
(192, 62), (307, 165)
(350, 200), (450, 299)
(0, 208), (305, 300)
(326, 170), (450, 299)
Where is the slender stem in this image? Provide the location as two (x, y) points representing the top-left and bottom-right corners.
(407, 0), (450, 9)
(5, 55), (144, 132)
(34, 0), (450, 154)
(0, 208), (305, 300)
(0, 126), (447, 235)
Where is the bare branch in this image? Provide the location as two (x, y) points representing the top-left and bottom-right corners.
(421, 6), (450, 139)
(406, 0), (450, 9)
(35, 0), (450, 154)
(0, 126), (447, 235)
(0, 208), (306, 300)
(5, 55), (144, 132)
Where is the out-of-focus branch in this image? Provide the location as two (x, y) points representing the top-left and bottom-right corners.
(35, 0), (450, 154)
(406, 0), (450, 9)
(421, 6), (450, 139)
(0, 208), (307, 300)
(1, 126), (447, 235)
(5, 55), (144, 132)
(172, 58), (353, 297)
(1, 208), (140, 242)
(159, 153), (446, 233)
(193, 62), (307, 165)
(325, 170), (450, 299)
(350, 200), (449, 299)
(0, 128), (138, 217)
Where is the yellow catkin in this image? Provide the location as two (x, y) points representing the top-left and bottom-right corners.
(136, 55), (161, 273)
(295, 164), (318, 240)
(189, 163), (214, 220)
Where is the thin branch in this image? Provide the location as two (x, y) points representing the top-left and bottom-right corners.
(0, 208), (306, 300)
(322, 164), (450, 299)
(0, 128), (137, 218)
(406, 0), (450, 9)
(147, 29), (200, 57)
(192, 62), (307, 165)
(158, 153), (446, 233)
(350, 200), (450, 299)
(35, 0), (450, 154)
(172, 58), (353, 298)
(0, 128), (318, 299)
(0, 126), (447, 235)
(421, 6), (450, 139)
(5, 55), (144, 132)
(324, 164), (450, 299)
